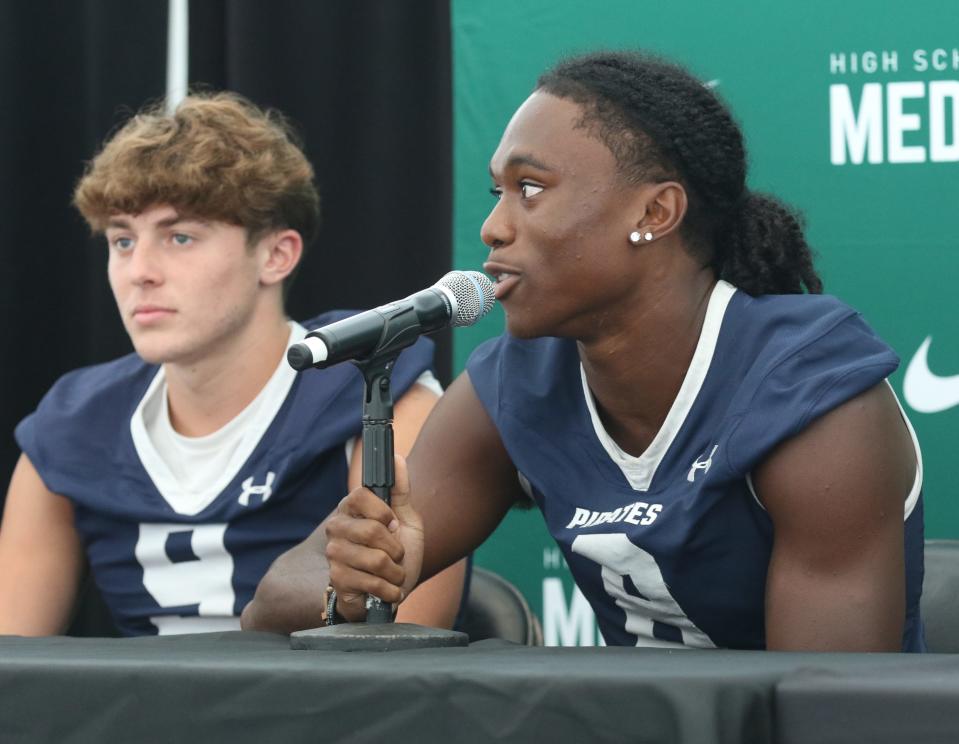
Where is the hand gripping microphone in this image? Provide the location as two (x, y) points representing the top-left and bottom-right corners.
(287, 270), (495, 370)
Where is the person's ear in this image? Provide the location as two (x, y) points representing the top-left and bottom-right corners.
(258, 229), (303, 286)
(626, 181), (688, 245)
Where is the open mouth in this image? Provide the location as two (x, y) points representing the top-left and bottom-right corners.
(492, 273), (519, 300)
(484, 261), (521, 300)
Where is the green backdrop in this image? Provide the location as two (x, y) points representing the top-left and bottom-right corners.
(451, 0), (959, 645)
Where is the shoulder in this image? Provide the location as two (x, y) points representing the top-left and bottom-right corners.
(15, 353), (156, 487)
(467, 333), (575, 378)
(722, 290), (900, 474)
(727, 290), (881, 357)
(29, 353), (156, 420)
(729, 290), (899, 402)
(466, 333), (579, 418)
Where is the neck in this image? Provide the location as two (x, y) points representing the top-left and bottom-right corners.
(579, 268), (717, 456)
(164, 305), (291, 437)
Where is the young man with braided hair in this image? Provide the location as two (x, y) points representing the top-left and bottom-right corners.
(0, 92), (465, 636)
(321, 51), (925, 652)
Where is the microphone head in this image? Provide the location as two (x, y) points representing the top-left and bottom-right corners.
(435, 271), (496, 327)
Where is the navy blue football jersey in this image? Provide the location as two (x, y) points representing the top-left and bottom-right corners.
(468, 281), (925, 651)
(16, 311), (434, 636)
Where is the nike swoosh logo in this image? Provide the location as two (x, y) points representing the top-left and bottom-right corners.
(903, 336), (959, 413)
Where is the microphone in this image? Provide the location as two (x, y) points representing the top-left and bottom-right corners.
(287, 270), (495, 370)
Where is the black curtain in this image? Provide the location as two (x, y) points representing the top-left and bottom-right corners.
(0, 0), (452, 502)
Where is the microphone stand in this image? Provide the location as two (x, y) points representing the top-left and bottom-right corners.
(290, 351), (468, 651)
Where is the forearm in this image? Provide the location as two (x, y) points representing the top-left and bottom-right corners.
(241, 528), (330, 634)
(0, 455), (84, 636)
(0, 563), (79, 636)
(407, 377), (522, 585)
(395, 558), (467, 629)
(412, 467), (517, 587)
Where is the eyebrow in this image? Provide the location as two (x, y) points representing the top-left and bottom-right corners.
(105, 214), (211, 230)
(489, 153), (556, 178)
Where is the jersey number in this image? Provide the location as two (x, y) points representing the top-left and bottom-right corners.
(134, 523), (240, 634)
(571, 533), (715, 648)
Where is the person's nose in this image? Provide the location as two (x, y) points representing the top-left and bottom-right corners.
(127, 238), (164, 287)
(480, 197), (516, 252)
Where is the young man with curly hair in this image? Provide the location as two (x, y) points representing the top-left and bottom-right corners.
(0, 93), (465, 636)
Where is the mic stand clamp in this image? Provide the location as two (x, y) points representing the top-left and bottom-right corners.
(290, 351), (468, 651)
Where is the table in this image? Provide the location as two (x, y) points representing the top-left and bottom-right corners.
(0, 632), (956, 743)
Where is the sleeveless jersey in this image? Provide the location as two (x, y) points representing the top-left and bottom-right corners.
(467, 281), (925, 651)
(16, 311), (434, 636)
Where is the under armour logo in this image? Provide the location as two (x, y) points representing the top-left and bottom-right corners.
(687, 446), (718, 483)
(238, 472), (275, 506)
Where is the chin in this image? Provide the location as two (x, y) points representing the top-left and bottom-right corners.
(132, 346), (171, 365)
(506, 325), (540, 340)
(505, 308), (582, 341)
(130, 337), (190, 366)
(504, 313), (548, 340)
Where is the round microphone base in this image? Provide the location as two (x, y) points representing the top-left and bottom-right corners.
(289, 622), (469, 652)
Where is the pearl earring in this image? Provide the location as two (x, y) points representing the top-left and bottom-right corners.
(629, 230), (653, 244)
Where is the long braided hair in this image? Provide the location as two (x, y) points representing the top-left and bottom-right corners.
(537, 51), (822, 295)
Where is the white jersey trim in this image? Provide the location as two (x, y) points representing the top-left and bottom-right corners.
(581, 280), (737, 492)
(893, 382), (924, 520)
(131, 322), (307, 516)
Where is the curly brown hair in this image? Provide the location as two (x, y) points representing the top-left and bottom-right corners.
(73, 92), (320, 247)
